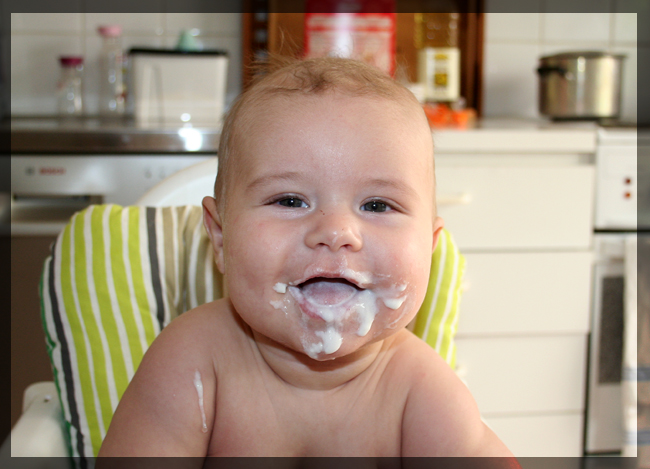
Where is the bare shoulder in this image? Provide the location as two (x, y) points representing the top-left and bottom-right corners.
(99, 298), (238, 457)
(394, 331), (518, 461)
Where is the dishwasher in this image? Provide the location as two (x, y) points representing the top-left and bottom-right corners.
(8, 117), (218, 431)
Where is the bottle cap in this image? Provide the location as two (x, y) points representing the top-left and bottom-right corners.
(59, 56), (84, 67)
(98, 25), (122, 37)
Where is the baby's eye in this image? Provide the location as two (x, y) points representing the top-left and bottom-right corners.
(276, 197), (308, 208)
(361, 200), (389, 213)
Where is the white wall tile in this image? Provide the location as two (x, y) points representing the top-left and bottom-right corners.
(613, 13), (637, 44)
(164, 13), (240, 36)
(615, 0), (650, 43)
(162, 34), (242, 108)
(11, 34), (84, 115)
(482, 43), (541, 118)
(542, 13), (611, 43)
(612, 45), (638, 122)
(11, 13), (82, 33)
(485, 0), (543, 13)
(85, 13), (164, 36)
(485, 13), (540, 42)
(83, 34), (165, 115)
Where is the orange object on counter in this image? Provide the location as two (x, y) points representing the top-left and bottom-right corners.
(422, 103), (476, 129)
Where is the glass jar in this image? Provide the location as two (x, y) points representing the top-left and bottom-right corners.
(97, 25), (125, 116)
(57, 56), (84, 116)
(414, 12), (461, 102)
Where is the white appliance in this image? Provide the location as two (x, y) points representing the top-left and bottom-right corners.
(10, 155), (213, 236)
(585, 126), (639, 454)
(129, 49), (228, 126)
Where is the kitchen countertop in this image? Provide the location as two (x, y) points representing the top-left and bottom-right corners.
(9, 115), (601, 154)
(10, 116), (222, 154)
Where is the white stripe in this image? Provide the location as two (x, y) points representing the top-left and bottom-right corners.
(83, 207), (119, 412)
(68, 212), (107, 441)
(103, 205), (135, 379)
(138, 209), (160, 336)
(204, 245), (214, 303)
(121, 209), (149, 355)
(422, 231), (448, 341)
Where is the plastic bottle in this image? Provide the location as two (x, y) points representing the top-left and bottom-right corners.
(97, 25), (125, 116)
(414, 12), (461, 102)
(57, 56), (84, 116)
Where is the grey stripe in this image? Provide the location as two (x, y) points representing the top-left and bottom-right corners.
(47, 240), (87, 465)
(146, 207), (165, 331)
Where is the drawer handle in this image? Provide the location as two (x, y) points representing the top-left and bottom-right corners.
(438, 193), (472, 206)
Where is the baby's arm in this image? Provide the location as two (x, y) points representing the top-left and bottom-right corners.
(98, 307), (216, 457)
(400, 341), (521, 465)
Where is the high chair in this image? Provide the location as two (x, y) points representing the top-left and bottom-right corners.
(3, 157), (465, 462)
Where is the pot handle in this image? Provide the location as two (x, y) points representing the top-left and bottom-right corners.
(536, 65), (568, 77)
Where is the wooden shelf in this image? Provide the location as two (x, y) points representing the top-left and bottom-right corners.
(242, 1), (484, 114)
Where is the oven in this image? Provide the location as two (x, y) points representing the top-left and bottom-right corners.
(585, 126), (648, 455)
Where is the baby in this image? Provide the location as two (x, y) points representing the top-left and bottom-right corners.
(99, 57), (518, 462)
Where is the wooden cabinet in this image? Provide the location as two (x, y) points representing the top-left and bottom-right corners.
(241, 2), (485, 113)
(435, 149), (596, 457)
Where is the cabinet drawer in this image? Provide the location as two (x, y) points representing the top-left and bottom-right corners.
(457, 251), (593, 335)
(455, 335), (587, 414)
(485, 413), (584, 457)
(435, 165), (595, 250)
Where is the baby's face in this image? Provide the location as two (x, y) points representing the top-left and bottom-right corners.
(211, 92), (442, 360)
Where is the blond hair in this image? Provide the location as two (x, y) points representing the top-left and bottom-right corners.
(214, 56), (422, 213)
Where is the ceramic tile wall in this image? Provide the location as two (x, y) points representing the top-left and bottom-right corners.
(483, 0), (643, 121)
(9, 12), (242, 115)
(8, 9), (642, 121)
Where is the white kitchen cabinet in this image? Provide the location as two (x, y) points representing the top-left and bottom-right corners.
(433, 133), (596, 458)
(485, 414), (584, 458)
(458, 251), (592, 335)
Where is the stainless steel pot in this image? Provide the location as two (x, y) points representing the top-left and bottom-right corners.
(537, 51), (625, 120)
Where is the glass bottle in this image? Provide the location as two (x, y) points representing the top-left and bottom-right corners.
(57, 56), (84, 116)
(414, 12), (461, 102)
(97, 25), (125, 116)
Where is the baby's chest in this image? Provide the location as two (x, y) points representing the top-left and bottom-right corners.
(208, 384), (404, 457)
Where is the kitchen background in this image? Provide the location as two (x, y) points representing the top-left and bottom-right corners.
(7, 4), (643, 121)
(5, 1), (647, 462)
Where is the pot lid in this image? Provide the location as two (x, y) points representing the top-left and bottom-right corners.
(540, 50), (626, 60)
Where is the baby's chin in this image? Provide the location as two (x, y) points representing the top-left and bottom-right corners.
(294, 310), (414, 362)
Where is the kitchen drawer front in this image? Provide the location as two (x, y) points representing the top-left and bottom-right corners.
(485, 413), (584, 457)
(455, 335), (587, 414)
(435, 165), (595, 250)
(457, 251), (593, 335)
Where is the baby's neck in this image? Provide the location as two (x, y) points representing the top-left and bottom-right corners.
(251, 330), (387, 391)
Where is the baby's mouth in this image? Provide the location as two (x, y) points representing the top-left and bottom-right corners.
(297, 277), (362, 307)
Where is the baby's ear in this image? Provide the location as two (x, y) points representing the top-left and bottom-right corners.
(202, 196), (225, 274)
(432, 216), (445, 253)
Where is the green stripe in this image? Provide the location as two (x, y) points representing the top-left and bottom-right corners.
(91, 206), (129, 412)
(128, 207), (156, 347)
(413, 229), (462, 367)
(109, 206), (143, 371)
(437, 232), (462, 365)
(39, 256), (57, 370)
(73, 210), (111, 454)
(59, 216), (102, 455)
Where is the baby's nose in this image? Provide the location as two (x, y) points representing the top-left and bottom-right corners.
(304, 209), (363, 252)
